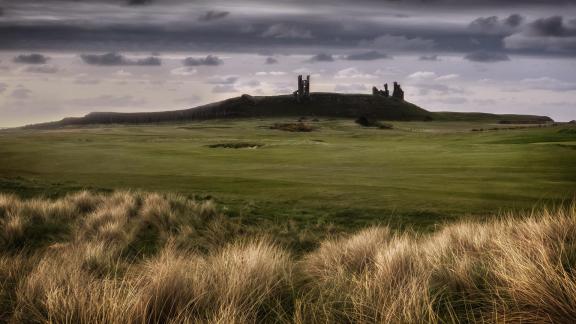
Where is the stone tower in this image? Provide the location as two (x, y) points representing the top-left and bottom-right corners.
(294, 75), (311, 102)
(392, 82), (404, 100)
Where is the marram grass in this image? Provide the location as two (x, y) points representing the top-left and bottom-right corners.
(0, 191), (575, 323)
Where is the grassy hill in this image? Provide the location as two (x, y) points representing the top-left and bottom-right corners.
(23, 93), (552, 129)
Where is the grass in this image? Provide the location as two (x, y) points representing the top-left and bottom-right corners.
(0, 191), (575, 323)
(0, 118), (574, 233)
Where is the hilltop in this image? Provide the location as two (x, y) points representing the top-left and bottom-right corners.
(23, 92), (552, 129)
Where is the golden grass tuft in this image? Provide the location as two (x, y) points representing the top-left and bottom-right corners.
(0, 191), (574, 323)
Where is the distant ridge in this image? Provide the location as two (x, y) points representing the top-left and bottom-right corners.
(23, 93), (552, 129)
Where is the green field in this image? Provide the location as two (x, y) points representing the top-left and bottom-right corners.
(1, 118), (575, 232)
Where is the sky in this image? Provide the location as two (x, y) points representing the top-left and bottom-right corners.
(0, 0), (575, 127)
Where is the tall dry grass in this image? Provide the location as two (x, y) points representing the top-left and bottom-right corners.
(0, 191), (575, 323)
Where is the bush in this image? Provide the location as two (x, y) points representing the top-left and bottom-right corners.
(355, 116), (393, 129)
(269, 123), (315, 132)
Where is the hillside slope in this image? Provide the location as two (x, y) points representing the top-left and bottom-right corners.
(24, 93), (552, 128)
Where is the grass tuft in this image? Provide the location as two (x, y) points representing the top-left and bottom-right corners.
(0, 192), (575, 322)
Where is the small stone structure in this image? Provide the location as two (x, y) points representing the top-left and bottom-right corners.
(373, 82), (404, 100)
(392, 82), (404, 100)
(294, 75), (311, 102)
(372, 83), (390, 97)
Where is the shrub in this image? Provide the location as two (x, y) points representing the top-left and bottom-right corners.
(269, 123), (315, 132)
(355, 116), (393, 129)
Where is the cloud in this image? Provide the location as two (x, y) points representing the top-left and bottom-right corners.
(198, 10), (230, 22)
(468, 14), (525, 35)
(13, 53), (49, 64)
(136, 56), (162, 66)
(170, 67), (197, 76)
(413, 83), (465, 96)
(240, 80), (261, 88)
(207, 75), (239, 85)
(360, 34), (436, 51)
(68, 95), (146, 108)
(307, 53), (334, 63)
(432, 97), (469, 105)
(334, 68), (377, 79)
(528, 16), (576, 37)
(408, 71), (459, 82)
(74, 75), (100, 85)
(334, 83), (368, 93)
(406, 75), (466, 95)
(127, 0), (151, 6)
(505, 34), (576, 53)
(10, 88), (32, 100)
(464, 51), (510, 62)
(265, 57), (278, 64)
(183, 55), (223, 66)
(419, 55), (440, 61)
(212, 85), (238, 93)
(115, 69), (133, 77)
(504, 16), (576, 53)
(345, 51), (391, 61)
(407, 71), (437, 81)
(174, 95), (202, 105)
(80, 53), (161, 66)
(520, 77), (576, 92)
(261, 24), (313, 39)
(255, 71), (286, 76)
(435, 74), (459, 81)
(23, 65), (59, 74)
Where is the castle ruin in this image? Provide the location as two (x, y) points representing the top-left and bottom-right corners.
(294, 75), (310, 102)
(392, 82), (404, 100)
(373, 81), (404, 100)
(372, 83), (390, 97)
(291, 75), (404, 101)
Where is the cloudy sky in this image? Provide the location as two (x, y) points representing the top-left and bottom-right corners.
(0, 0), (575, 127)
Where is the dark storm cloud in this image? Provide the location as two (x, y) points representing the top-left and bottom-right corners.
(504, 16), (576, 54)
(127, 0), (152, 6)
(468, 14), (524, 35)
(345, 51), (391, 61)
(183, 55), (223, 66)
(13, 53), (49, 64)
(464, 51), (510, 62)
(307, 53), (334, 62)
(80, 53), (162, 66)
(261, 23), (313, 39)
(198, 10), (230, 22)
(350, 0), (573, 5)
(19, 0), (573, 5)
(528, 16), (576, 37)
(265, 57), (278, 64)
(2, 2), (575, 58)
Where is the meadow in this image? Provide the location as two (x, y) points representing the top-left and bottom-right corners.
(0, 118), (574, 234)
